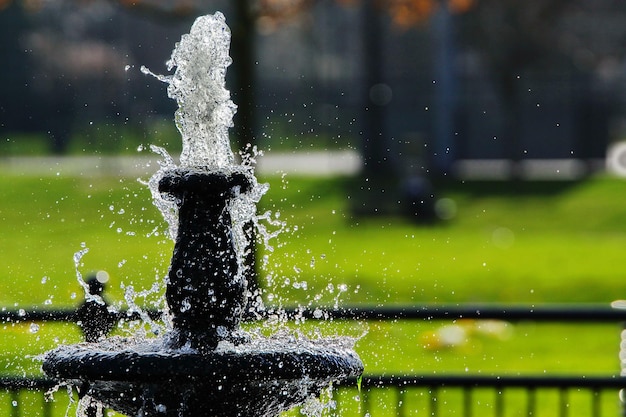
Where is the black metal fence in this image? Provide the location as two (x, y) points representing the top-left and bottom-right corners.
(340, 374), (624, 417)
(0, 378), (55, 417)
(324, 304), (626, 417)
(2, 303), (626, 416)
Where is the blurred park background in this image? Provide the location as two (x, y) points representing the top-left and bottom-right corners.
(2, 0), (626, 174)
(3, 1), (626, 415)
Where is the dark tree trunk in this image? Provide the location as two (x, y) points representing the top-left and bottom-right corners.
(231, 0), (259, 295)
(353, 0), (400, 216)
(231, 0), (256, 153)
(361, 0), (393, 181)
(498, 71), (524, 180)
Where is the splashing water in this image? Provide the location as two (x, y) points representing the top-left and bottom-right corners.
(44, 13), (363, 417)
(141, 12), (236, 170)
(139, 12), (352, 330)
(142, 12), (270, 249)
(73, 244), (105, 305)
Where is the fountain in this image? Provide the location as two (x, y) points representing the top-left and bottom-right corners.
(42, 12), (363, 417)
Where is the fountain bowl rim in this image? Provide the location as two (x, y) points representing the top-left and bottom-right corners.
(43, 339), (363, 384)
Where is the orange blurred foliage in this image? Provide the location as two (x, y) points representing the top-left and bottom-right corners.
(1, 0), (476, 27)
(324, 0), (476, 28)
(383, 0), (475, 28)
(448, 0), (474, 14)
(258, 0), (313, 20)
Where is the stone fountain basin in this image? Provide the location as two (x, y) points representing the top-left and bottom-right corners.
(43, 336), (363, 417)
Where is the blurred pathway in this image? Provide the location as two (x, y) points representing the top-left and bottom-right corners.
(0, 150), (362, 178)
(0, 153), (612, 180)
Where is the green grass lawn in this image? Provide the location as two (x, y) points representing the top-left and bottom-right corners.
(259, 176), (626, 306)
(5, 173), (626, 308)
(1, 167), (626, 415)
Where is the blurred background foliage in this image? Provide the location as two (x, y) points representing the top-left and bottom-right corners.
(1, 0), (625, 172)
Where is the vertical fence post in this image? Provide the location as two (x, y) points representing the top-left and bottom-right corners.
(463, 387), (472, 417)
(526, 387), (536, 417)
(429, 386), (438, 417)
(329, 386), (339, 417)
(612, 302), (626, 417)
(620, 320), (626, 417)
(591, 388), (601, 417)
(558, 387), (568, 417)
(10, 390), (19, 417)
(42, 391), (52, 417)
(361, 387), (370, 417)
(494, 388), (504, 417)
(397, 388), (406, 417)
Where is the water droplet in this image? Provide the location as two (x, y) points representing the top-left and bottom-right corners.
(96, 270), (110, 283)
(292, 281), (308, 290)
(29, 323), (40, 333)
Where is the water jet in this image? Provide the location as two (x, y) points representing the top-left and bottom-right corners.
(43, 12), (363, 417)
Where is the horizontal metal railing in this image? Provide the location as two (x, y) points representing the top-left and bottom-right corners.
(346, 375), (626, 417)
(281, 303), (626, 322)
(1, 304), (625, 416)
(3, 303), (626, 326)
(0, 378), (56, 417)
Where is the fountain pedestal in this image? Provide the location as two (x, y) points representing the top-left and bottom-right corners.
(43, 170), (363, 417)
(158, 169), (252, 352)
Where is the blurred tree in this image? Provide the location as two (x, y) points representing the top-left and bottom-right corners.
(1, 0), (130, 153)
(342, 0), (475, 214)
(0, 0), (310, 154)
(93, 0), (474, 157)
(346, 0), (622, 178)
(457, 0), (626, 174)
(105, 0), (317, 153)
(458, 0), (571, 177)
(0, 2), (34, 142)
(1, 0), (470, 155)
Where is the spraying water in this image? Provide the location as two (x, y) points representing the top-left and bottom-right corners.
(141, 12), (270, 270)
(142, 12), (235, 169)
(44, 12), (362, 417)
